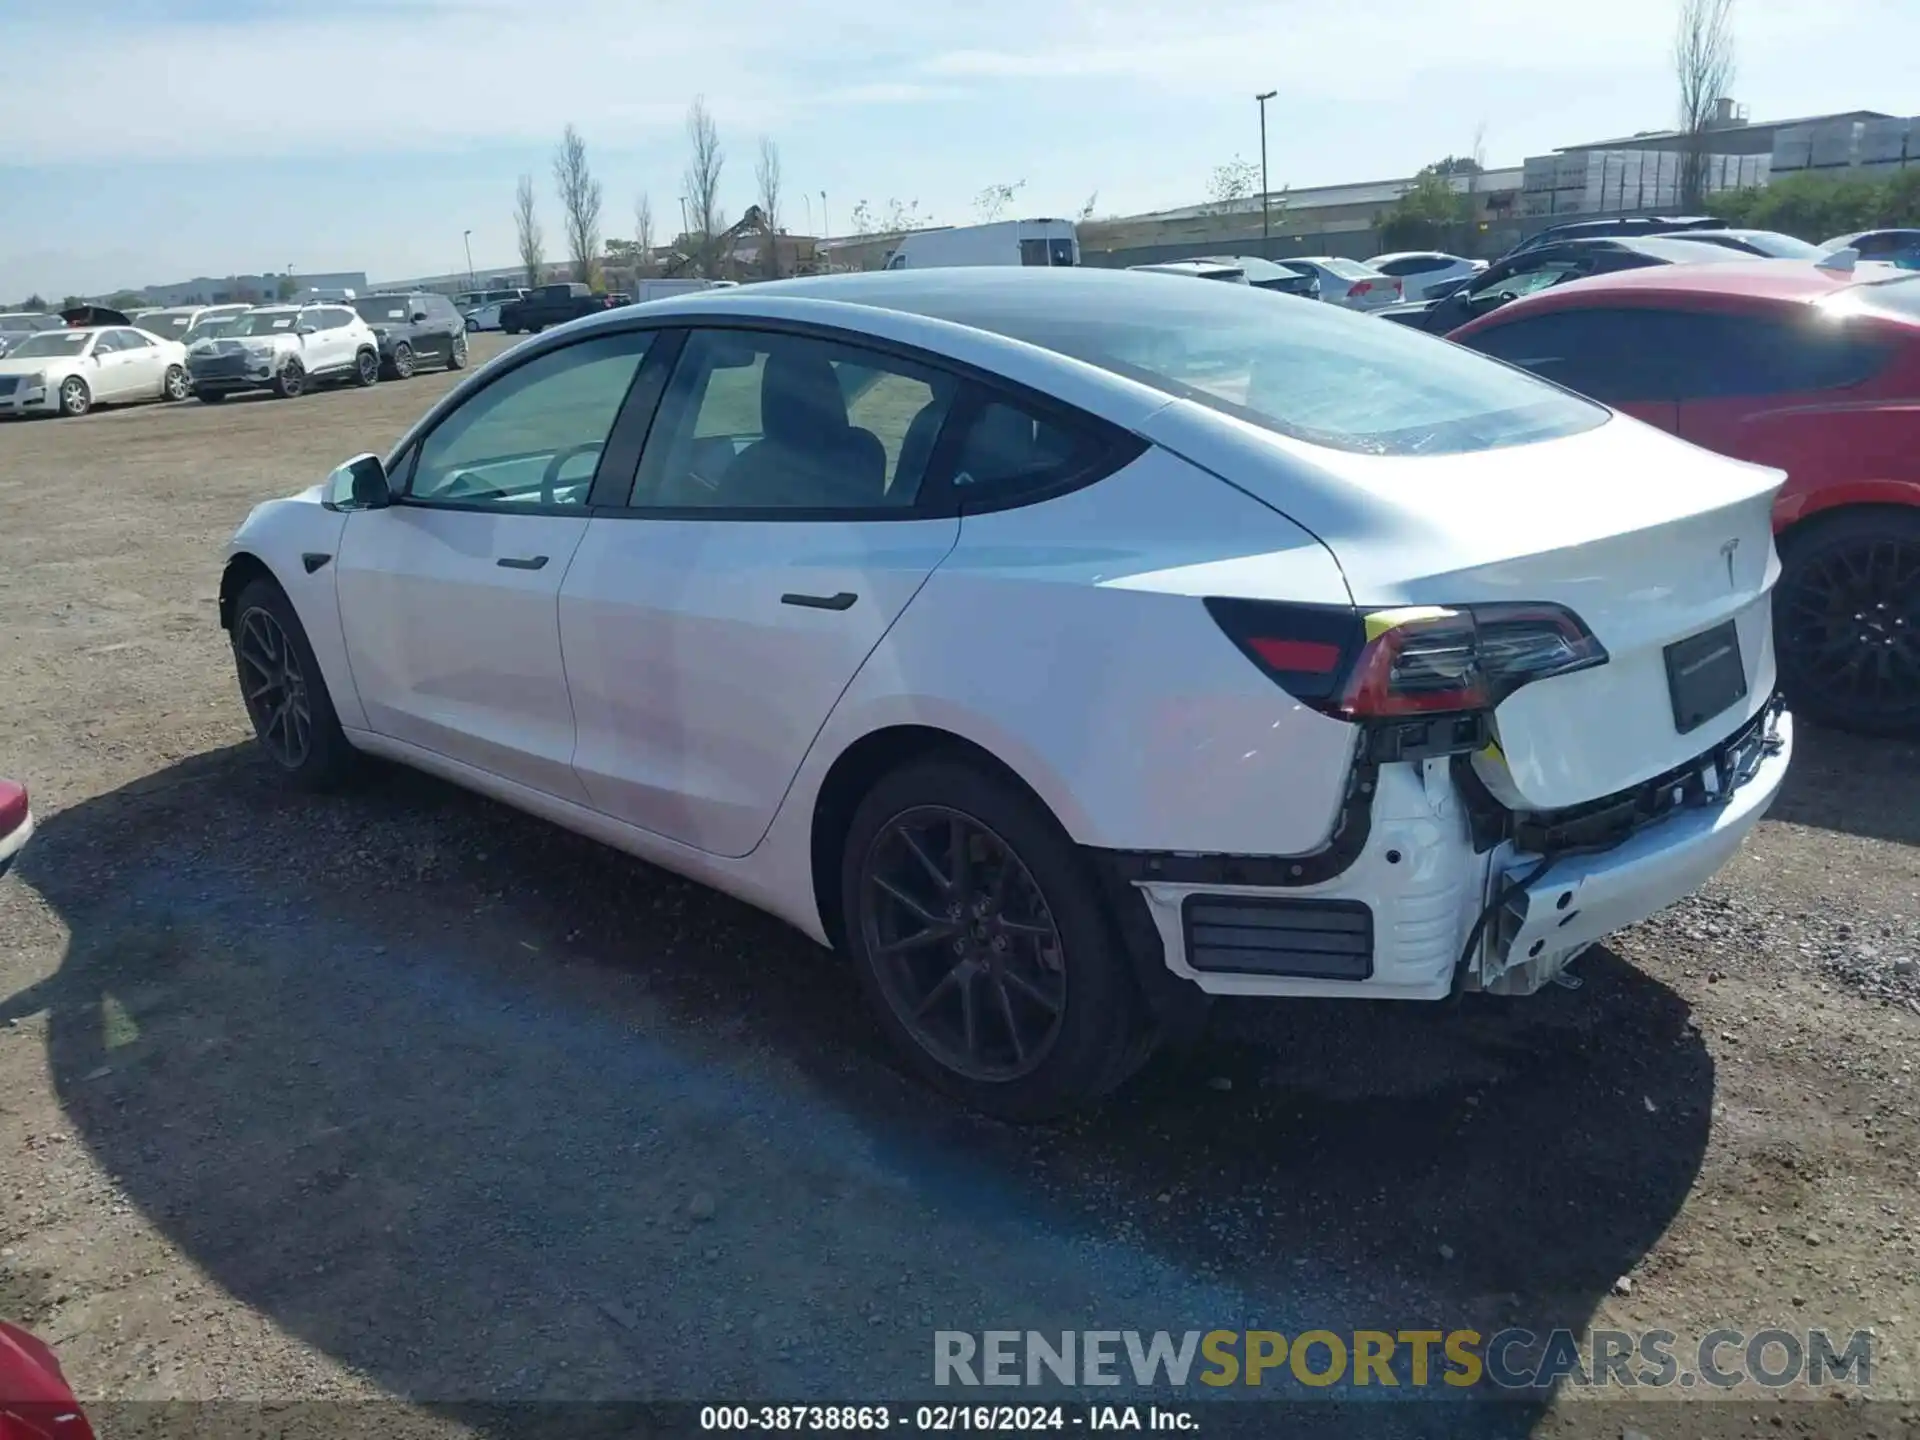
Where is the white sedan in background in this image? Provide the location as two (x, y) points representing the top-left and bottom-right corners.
(0, 325), (191, 417)
(1283, 256), (1405, 310)
(220, 269), (1791, 1118)
(464, 300), (507, 332)
(1366, 250), (1486, 300)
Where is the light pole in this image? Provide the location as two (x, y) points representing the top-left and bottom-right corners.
(463, 230), (475, 288)
(1255, 90), (1277, 244)
(820, 190), (829, 268)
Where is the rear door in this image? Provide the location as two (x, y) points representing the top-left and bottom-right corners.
(558, 325), (966, 856)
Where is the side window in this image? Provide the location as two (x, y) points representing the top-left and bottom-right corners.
(326, 307), (357, 330)
(1462, 309), (1682, 404)
(629, 329), (959, 512)
(116, 329), (152, 350)
(91, 331), (123, 354)
(409, 330), (654, 508)
(943, 390), (1131, 508)
(1019, 239), (1049, 267)
(1665, 313), (1891, 398)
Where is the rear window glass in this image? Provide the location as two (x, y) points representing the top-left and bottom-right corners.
(137, 311), (194, 335)
(1318, 258), (1378, 281)
(1829, 275), (1920, 324)
(871, 273), (1606, 456)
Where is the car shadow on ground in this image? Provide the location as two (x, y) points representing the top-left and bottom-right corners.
(4, 747), (1718, 1435)
(1766, 719), (1920, 848)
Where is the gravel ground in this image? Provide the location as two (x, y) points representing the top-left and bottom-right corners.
(2, 338), (1918, 1438)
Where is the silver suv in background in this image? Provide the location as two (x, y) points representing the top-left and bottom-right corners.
(187, 302), (380, 401)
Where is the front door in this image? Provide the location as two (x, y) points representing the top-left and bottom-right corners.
(560, 326), (964, 856)
(334, 327), (658, 799)
(111, 329), (167, 396)
(87, 331), (138, 399)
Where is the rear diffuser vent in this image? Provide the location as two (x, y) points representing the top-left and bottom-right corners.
(1182, 896), (1374, 980)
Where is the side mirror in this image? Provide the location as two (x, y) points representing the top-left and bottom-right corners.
(412, 311), (429, 323)
(323, 453), (392, 511)
(296, 324), (317, 336)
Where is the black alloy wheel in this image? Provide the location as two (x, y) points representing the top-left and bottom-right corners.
(235, 605), (313, 770)
(859, 805), (1068, 1082)
(1776, 509), (1920, 736)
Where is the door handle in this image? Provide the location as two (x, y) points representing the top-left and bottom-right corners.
(496, 555), (550, 570)
(781, 591), (857, 611)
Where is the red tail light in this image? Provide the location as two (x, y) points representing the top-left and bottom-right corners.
(1347, 281), (1373, 298)
(1205, 599), (1608, 719)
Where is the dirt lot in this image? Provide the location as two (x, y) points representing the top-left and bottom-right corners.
(2, 335), (1918, 1438)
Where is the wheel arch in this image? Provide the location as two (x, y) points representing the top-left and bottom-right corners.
(218, 550), (280, 632)
(806, 724), (1069, 954)
(1774, 482), (1920, 538)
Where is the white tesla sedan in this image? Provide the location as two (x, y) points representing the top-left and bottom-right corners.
(220, 268), (1792, 1118)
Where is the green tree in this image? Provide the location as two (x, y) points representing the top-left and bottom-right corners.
(1376, 164), (1472, 251)
(1709, 170), (1920, 240)
(22, 294), (47, 310)
(276, 275), (298, 301)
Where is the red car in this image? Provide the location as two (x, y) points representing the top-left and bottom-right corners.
(1451, 261), (1920, 736)
(0, 780), (29, 879)
(1, 1320), (94, 1440)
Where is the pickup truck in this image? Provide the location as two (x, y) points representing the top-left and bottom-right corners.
(498, 283), (624, 334)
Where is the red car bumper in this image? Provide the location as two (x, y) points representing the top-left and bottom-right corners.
(0, 780), (30, 879)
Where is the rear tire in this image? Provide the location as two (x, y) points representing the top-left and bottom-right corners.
(839, 756), (1143, 1121)
(447, 334), (467, 370)
(352, 347), (379, 387)
(272, 360), (305, 399)
(230, 577), (357, 790)
(163, 364), (190, 402)
(1775, 506), (1920, 737)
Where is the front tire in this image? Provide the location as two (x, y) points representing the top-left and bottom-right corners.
(231, 578), (356, 789)
(447, 334), (467, 370)
(840, 756), (1143, 1121)
(272, 360), (305, 399)
(163, 364), (190, 402)
(1775, 506), (1920, 736)
(352, 347), (379, 387)
(58, 376), (91, 417)
(388, 342), (416, 380)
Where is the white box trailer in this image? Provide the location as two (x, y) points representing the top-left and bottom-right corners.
(883, 219), (1080, 270)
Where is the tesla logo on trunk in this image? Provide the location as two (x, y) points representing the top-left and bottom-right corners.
(1720, 538), (1741, 588)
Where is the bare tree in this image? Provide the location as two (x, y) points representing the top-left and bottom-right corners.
(1203, 157), (1259, 214)
(973, 179), (1026, 223)
(513, 174), (545, 287)
(682, 97), (726, 277)
(632, 193), (656, 278)
(755, 137), (784, 279)
(553, 123), (604, 288)
(1674, 0), (1737, 208)
(1077, 191), (1100, 222)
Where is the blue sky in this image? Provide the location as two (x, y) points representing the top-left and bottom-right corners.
(2, 0), (1914, 299)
